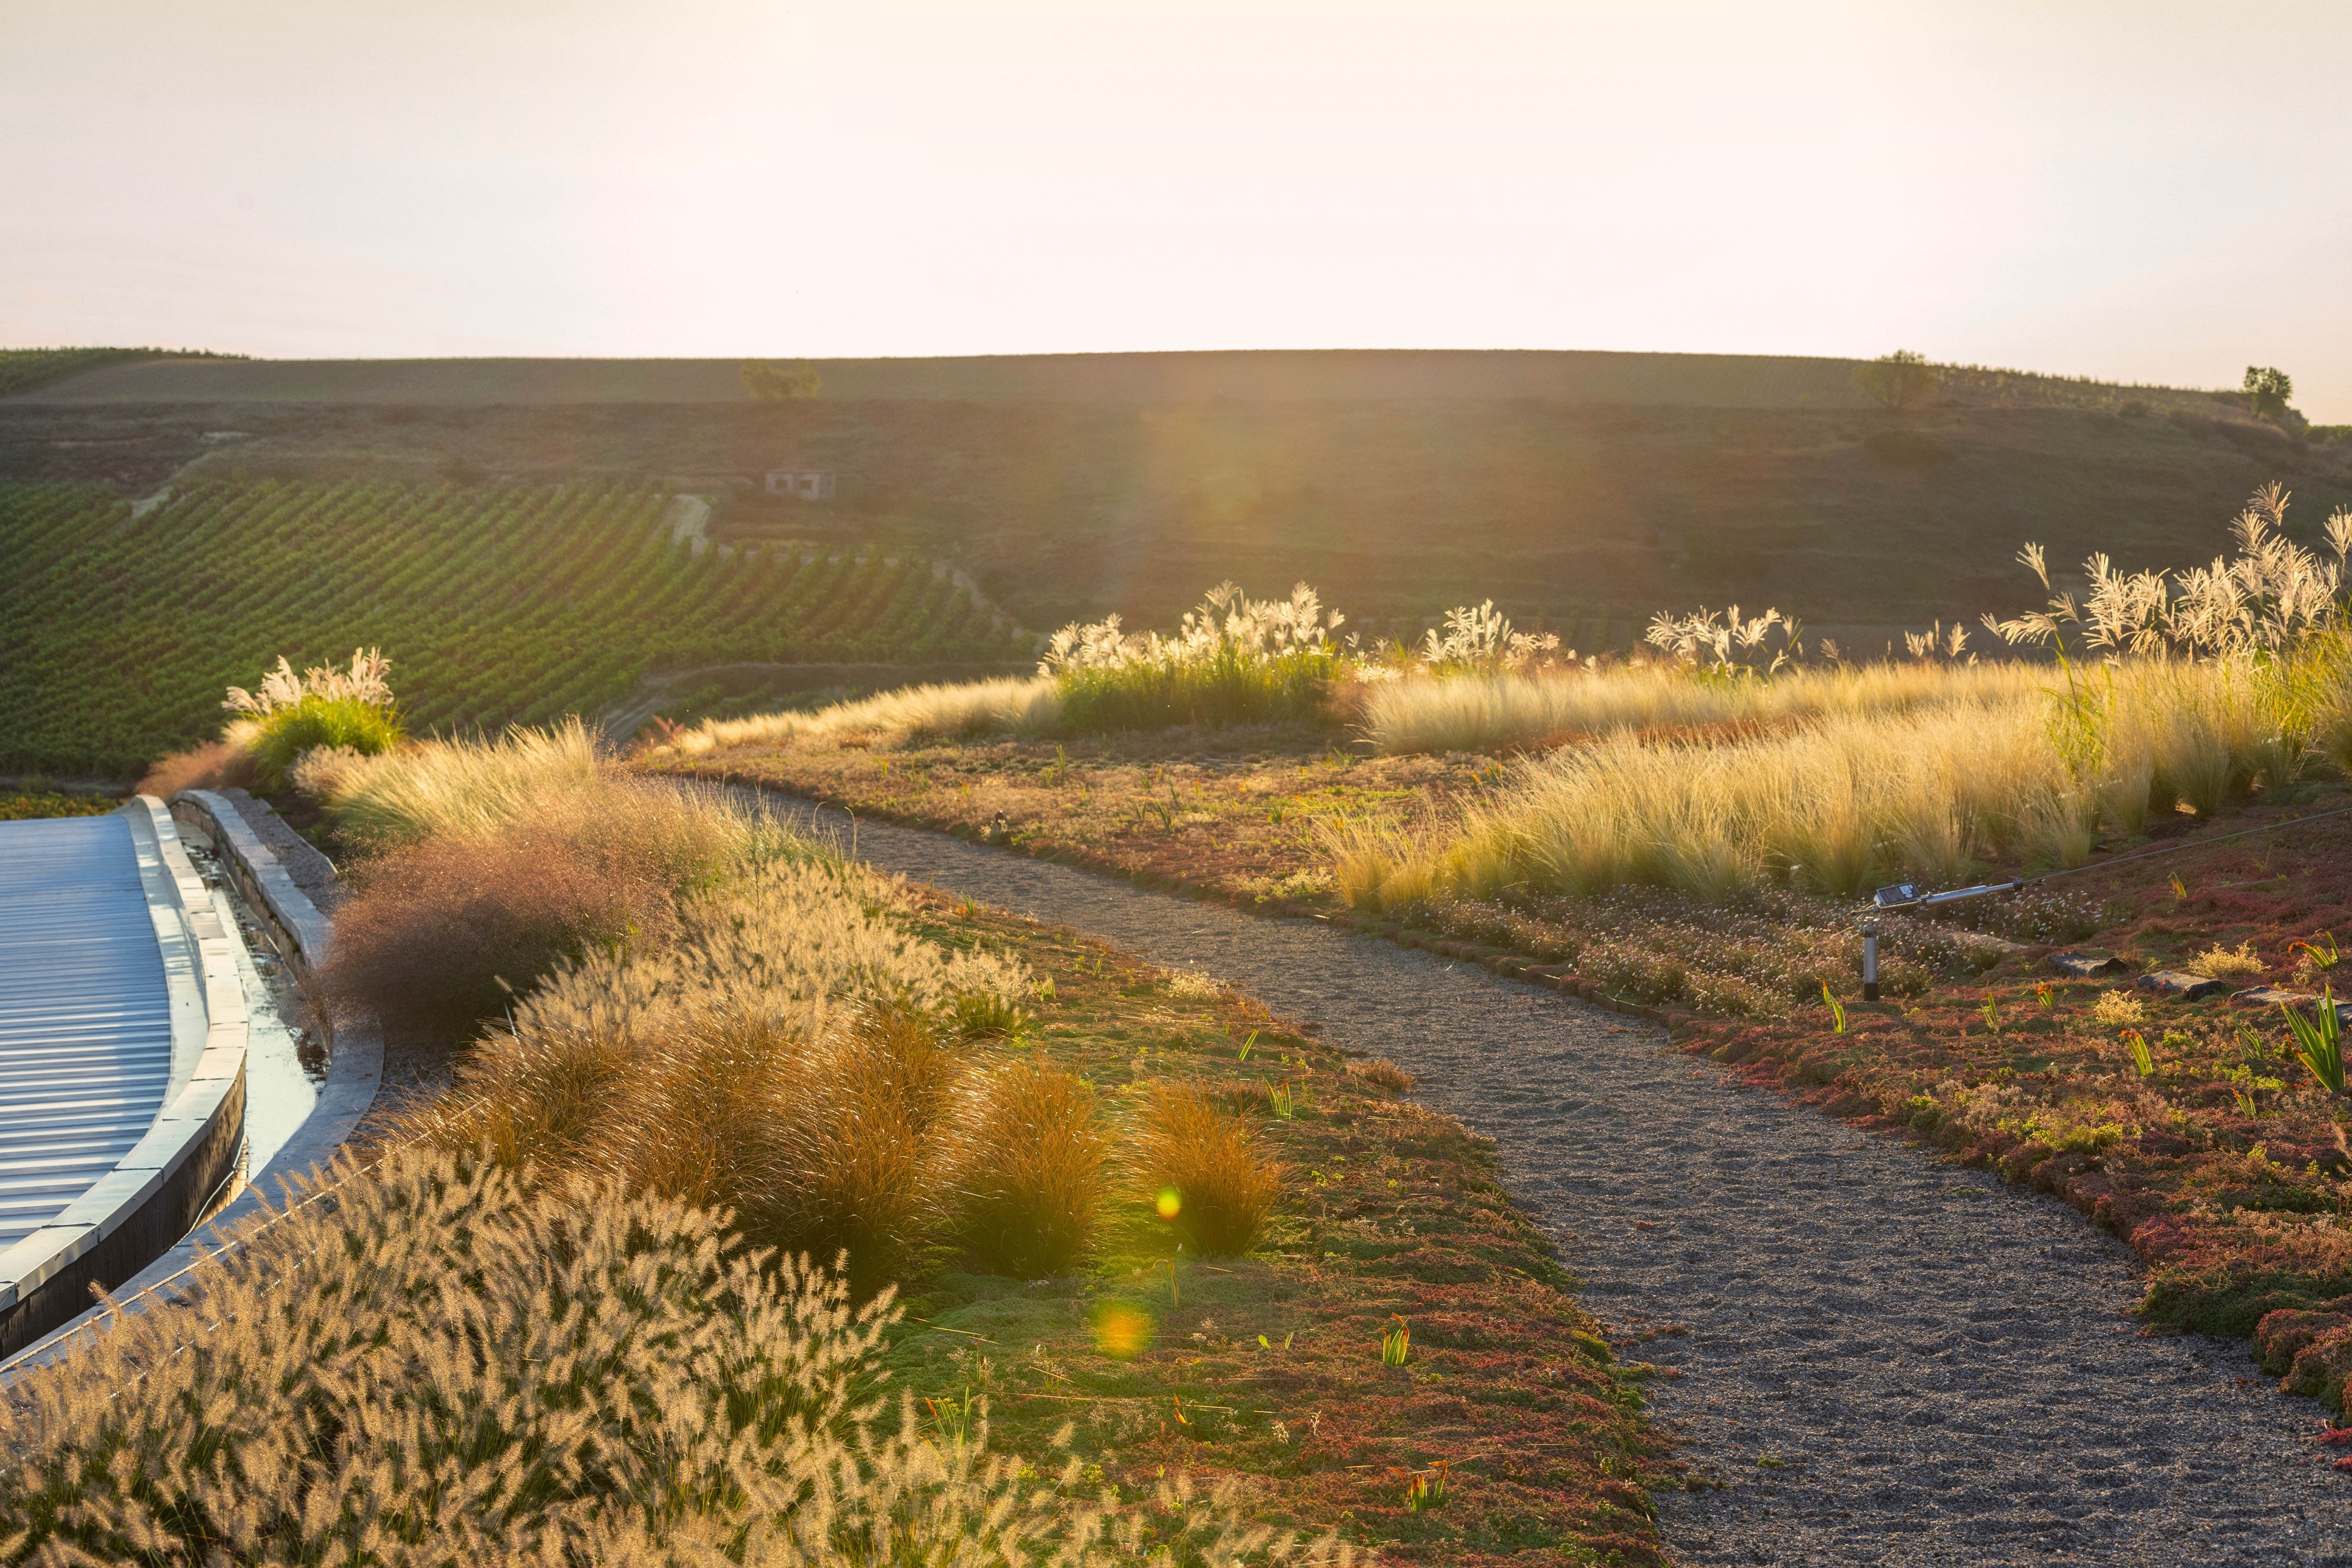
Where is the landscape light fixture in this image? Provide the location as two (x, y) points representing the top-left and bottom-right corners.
(1859, 879), (2023, 1002)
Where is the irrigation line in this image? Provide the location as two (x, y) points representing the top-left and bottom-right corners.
(2018, 802), (2352, 889)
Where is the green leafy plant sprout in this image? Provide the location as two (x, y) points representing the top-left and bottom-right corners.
(924, 1386), (980, 1447)
(2171, 872), (2190, 902)
(2282, 989), (2345, 1096)
(1404, 1460), (1450, 1512)
(2035, 982), (2055, 1008)
(2292, 932), (2341, 970)
(1380, 1316), (1411, 1367)
(1236, 1029), (1257, 1063)
(2123, 1028), (2154, 1078)
(1257, 1332), (1295, 1352)
(1980, 995), (2001, 1035)
(1266, 1081), (1296, 1120)
(1821, 982), (1846, 1034)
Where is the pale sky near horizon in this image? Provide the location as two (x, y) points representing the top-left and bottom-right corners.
(5, 2), (2350, 416)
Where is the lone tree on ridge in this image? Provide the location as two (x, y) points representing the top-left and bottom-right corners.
(1853, 350), (1940, 412)
(2243, 366), (2294, 422)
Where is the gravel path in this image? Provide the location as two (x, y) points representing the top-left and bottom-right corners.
(777, 797), (2352, 1566)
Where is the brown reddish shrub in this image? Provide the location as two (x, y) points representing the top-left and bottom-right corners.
(1135, 1083), (1282, 1257)
(321, 816), (694, 1036)
(2257, 1306), (2352, 1408)
(133, 740), (254, 799)
(957, 1060), (1110, 1277)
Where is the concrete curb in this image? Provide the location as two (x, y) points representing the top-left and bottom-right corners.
(0, 798), (247, 1359)
(2, 794), (381, 1374)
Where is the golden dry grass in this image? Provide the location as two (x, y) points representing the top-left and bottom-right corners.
(1134, 1084), (1282, 1257)
(661, 676), (1064, 756)
(1336, 655), (2342, 908)
(1357, 658), (2044, 756)
(957, 1059), (1112, 1277)
(0, 1148), (1331, 1565)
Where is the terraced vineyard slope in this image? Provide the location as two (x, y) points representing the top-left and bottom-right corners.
(0, 480), (1027, 775)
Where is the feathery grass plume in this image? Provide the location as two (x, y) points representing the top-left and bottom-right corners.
(1359, 658), (2042, 756)
(0, 1149), (1338, 1565)
(956, 1059), (1111, 1277)
(1043, 581), (1347, 732)
(320, 716), (608, 846)
(220, 646), (403, 788)
(1135, 1083), (1282, 1257)
(659, 675), (1065, 757)
(1418, 599), (1561, 675)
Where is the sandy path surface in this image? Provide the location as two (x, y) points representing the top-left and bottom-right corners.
(771, 795), (2352, 1566)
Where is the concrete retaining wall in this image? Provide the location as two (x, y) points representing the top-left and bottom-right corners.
(2, 793), (380, 1372)
(0, 798), (246, 1359)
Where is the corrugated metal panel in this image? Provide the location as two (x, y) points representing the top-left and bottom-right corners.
(0, 815), (171, 1249)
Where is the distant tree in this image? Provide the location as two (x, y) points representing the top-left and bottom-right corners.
(742, 359), (822, 401)
(2243, 365), (2294, 422)
(1853, 350), (1940, 412)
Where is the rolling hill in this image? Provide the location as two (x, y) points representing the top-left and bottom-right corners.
(6, 348), (2347, 661)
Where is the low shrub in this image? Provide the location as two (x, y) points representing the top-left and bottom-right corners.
(221, 647), (402, 789)
(131, 739), (255, 798)
(958, 1059), (1111, 1277)
(0, 789), (118, 821)
(237, 694), (405, 789)
(320, 802), (706, 1034)
(1135, 1083), (1282, 1256)
(1044, 581), (1347, 733)
(0, 1149), (1313, 1564)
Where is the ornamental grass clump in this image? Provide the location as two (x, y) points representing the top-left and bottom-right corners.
(1043, 580), (1346, 732)
(409, 1000), (979, 1291)
(222, 646), (403, 789)
(0, 1148), (1326, 1565)
(957, 1059), (1112, 1277)
(1135, 1083), (1282, 1257)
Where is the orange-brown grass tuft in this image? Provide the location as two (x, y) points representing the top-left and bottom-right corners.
(320, 793), (722, 1034)
(407, 999), (978, 1290)
(957, 1059), (1111, 1277)
(1346, 1057), (1417, 1094)
(133, 740), (255, 799)
(1135, 1083), (1282, 1257)
(782, 1001), (973, 1287)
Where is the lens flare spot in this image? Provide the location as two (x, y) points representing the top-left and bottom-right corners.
(1155, 1186), (1183, 1220)
(1091, 1300), (1156, 1360)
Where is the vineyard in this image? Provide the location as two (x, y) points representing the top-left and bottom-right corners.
(0, 480), (1028, 775)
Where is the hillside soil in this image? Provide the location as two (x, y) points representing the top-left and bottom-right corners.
(659, 734), (2352, 1405)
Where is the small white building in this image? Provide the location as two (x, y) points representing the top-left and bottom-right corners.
(765, 469), (836, 500)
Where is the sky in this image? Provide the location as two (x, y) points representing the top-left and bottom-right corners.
(4, 1), (2350, 418)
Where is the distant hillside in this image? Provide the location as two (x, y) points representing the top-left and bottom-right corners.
(0, 346), (243, 400)
(0, 480), (1026, 775)
(0, 346), (2250, 414)
(2, 348), (2339, 650)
